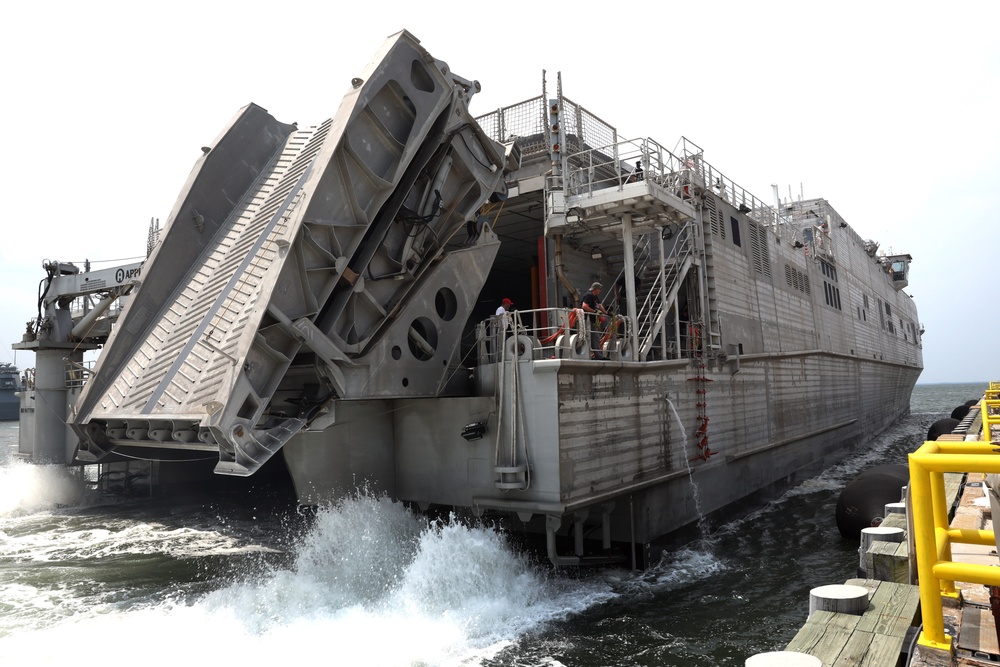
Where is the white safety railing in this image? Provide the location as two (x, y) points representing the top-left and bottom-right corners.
(562, 135), (804, 248)
(477, 308), (632, 364)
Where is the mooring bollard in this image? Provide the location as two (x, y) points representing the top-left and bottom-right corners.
(808, 584), (869, 617)
(884, 501), (906, 515)
(745, 650), (822, 666)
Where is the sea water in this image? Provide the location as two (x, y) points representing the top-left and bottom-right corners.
(0, 383), (982, 666)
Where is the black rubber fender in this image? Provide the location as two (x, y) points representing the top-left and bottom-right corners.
(836, 472), (907, 539)
(856, 464), (909, 485)
(927, 418), (960, 441)
(950, 405), (971, 421)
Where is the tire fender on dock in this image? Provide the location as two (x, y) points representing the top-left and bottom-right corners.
(835, 464), (908, 539)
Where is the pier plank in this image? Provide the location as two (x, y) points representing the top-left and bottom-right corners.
(857, 633), (905, 667)
(807, 610), (862, 631)
(855, 582), (921, 637)
(786, 624), (854, 663)
(787, 580), (920, 667)
(832, 628), (875, 666)
(957, 607), (1000, 656)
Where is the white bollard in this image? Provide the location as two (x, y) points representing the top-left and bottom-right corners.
(809, 584), (869, 617)
(746, 651), (822, 667)
(884, 502), (906, 516)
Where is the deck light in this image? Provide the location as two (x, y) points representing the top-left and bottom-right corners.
(461, 421), (487, 441)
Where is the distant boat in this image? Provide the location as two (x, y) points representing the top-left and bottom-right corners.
(0, 363), (22, 421)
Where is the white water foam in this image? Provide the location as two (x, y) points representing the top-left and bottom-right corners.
(0, 459), (91, 515)
(626, 546), (728, 593)
(0, 492), (618, 666)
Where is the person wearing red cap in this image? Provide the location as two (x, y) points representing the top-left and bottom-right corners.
(496, 298), (514, 331)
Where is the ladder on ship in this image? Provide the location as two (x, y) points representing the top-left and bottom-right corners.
(610, 221), (701, 361)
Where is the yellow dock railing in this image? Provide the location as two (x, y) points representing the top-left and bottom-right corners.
(910, 403), (1000, 654)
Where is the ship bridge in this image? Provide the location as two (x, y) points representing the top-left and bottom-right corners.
(68, 31), (513, 475)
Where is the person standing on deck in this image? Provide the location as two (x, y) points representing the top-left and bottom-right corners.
(581, 282), (609, 360)
(496, 298), (514, 331)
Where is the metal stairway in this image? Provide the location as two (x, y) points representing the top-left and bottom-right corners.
(632, 222), (698, 360)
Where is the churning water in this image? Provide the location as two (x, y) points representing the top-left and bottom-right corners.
(0, 383), (982, 666)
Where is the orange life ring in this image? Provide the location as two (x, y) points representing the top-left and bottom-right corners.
(540, 309), (580, 345)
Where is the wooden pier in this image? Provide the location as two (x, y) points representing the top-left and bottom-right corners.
(786, 578), (921, 666)
(769, 466), (977, 667)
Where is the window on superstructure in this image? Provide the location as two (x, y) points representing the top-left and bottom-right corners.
(822, 281), (841, 310)
(883, 303), (895, 334)
(730, 216), (741, 247)
(820, 259), (838, 282)
(748, 221), (771, 277)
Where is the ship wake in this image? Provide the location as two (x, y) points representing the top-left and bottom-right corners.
(0, 490), (618, 666)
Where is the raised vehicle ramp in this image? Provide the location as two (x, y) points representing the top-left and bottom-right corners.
(71, 31), (508, 475)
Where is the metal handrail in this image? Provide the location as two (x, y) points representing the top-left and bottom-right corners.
(563, 136), (805, 249)
(908, 414), (1000, 655)
(65, 359), (95, 389)
(475, 91), (806, 251)
(636, 222), (697, 358)
(477, 307), (632, 364)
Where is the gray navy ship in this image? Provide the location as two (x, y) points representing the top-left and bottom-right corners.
(0, 364), (22, 421)
(13, 31), (922, 566)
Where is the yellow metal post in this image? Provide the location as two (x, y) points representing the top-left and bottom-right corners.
(909, 435), (1000, 653)
(929, 469), (957, 597)
(984, 400), (1000, 442)
(909, 455), (952, 651)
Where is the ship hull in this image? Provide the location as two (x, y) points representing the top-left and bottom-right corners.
(282, 352), (918, 564)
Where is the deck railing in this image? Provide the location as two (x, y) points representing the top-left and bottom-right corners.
(477, 307), (632, 364)
(476, 95), (806, 247)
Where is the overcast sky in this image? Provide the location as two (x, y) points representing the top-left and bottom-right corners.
(1, 1), (997, 384)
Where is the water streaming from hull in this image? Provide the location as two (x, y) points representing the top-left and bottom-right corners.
(665, 397), (706, 527)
